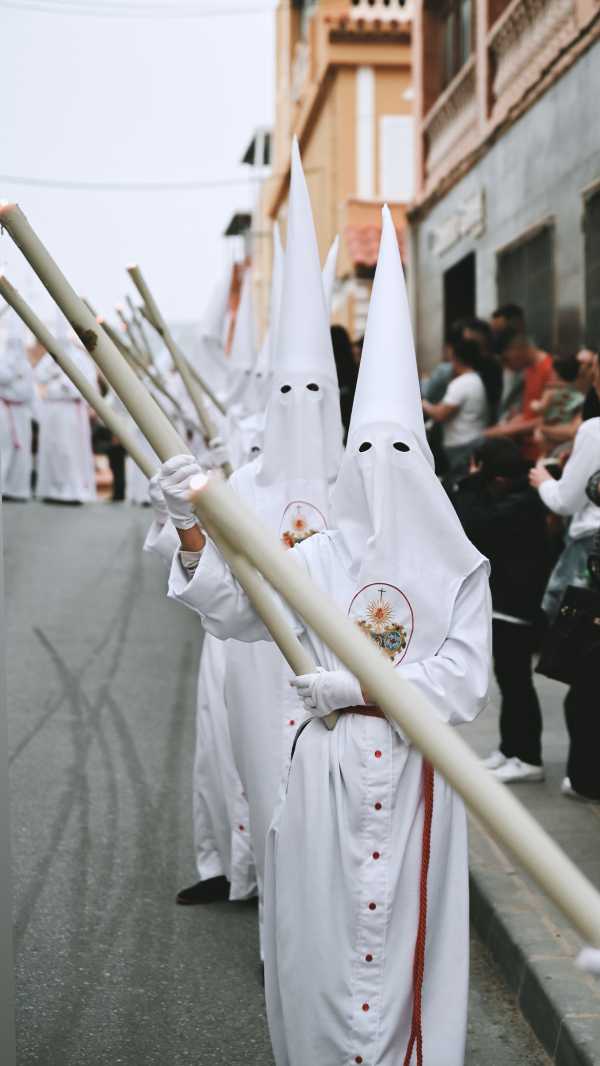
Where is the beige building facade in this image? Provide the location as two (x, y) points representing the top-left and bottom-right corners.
(254, 0), (414, 341)
(409, 0), (600, 369)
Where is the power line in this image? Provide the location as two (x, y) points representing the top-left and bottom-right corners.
(0, 170), (274, 192)
(0, 0), (277, 17)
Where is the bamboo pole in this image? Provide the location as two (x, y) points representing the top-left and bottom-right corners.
(119, 338), (204, 439)
(190, 473), (600, 950)
(0, 203), (184, 460)
(126, 264), (217, 442)
(0, 275), (155, 477)
(184, 355), (227, 417)
(116, 305), (146, 364)
(127, 265), (227, 417)
(125, 294), (151, 357)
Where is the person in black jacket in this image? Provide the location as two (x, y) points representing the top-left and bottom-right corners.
(452, 439), (551, 783)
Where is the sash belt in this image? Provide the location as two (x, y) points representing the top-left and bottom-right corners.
(338, 705), (386, 719)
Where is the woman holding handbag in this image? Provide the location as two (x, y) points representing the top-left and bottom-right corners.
(530, 393), (600, 801)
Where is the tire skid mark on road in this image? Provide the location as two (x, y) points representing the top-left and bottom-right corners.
(20, 641), (195, 1065)
(9, 526), (143, 768)
(14, 538), (143, 941)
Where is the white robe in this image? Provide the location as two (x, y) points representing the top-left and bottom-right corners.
(0, 347), (34, 499)
(217, 460), (323, 950)
(144, 518), (255, 899)
(35, 352), (96, 503)
(169, 532), (491, 1066)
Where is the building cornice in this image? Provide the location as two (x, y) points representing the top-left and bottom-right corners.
(409, 9), (600, 223)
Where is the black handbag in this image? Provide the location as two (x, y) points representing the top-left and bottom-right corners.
(536, 584), (600, 684)
(536, 470), (600, 685)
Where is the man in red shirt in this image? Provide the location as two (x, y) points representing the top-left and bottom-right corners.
(485, 328), (553, 460)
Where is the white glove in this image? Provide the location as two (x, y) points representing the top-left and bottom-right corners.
(576, 947), (600, 976)
(148, 472), (168, 526)
(159, 454), (203, 530)
(206, 435), (231, 470)
(290, 667), (364, 718)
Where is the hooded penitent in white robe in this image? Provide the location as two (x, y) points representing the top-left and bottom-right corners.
(0, 316), (35, 499)
(169, 205), (491, 1065)
(144, 514), (256, 898)
(35, 341), (96, 503)
(169, 141), (344, 949)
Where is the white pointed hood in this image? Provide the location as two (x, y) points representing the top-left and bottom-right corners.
(250, 223), (285, 411)
(0, 312), (35, 405)
(258, 137), (343, 486)
(201, 271), (230, 342)
(322, 235), (339, 314)
(348, 206), (431, 461)
(330, 205), (485, 668)
(225, 267), (256, 411)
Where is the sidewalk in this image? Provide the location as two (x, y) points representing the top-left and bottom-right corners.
(466, 672), (600, 1065)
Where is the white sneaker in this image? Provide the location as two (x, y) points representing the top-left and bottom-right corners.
(493, 757), (545, 783)
(561, 777), (600, 804)
(481, 750), (507, 770)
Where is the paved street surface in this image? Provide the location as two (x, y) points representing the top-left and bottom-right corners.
(5, 502), (551, 1065)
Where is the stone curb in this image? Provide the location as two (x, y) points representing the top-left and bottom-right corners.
(469, 821), (600, 1066)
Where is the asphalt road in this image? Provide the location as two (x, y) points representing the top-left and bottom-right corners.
(4, 501), (549, 1065)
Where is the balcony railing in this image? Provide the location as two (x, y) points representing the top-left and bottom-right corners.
(488, 0), (578, 117)
(422, 56), (478, 181)
(349, 0), (412, 20)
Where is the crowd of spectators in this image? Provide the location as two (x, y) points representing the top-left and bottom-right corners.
(420, 306), (600, 801)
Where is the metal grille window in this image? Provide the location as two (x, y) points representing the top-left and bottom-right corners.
(584, 190), (600, 350)
(497, 226), (555, 351)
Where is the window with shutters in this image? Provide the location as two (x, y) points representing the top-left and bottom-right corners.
(584, 189), (600, 350)
(497, 226), (555, 351)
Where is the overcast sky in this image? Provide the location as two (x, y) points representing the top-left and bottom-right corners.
(1, 0), (276, 325)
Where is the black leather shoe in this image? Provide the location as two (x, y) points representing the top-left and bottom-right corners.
(175, 876), (230, 905)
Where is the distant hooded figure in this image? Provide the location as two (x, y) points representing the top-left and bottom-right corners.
(35, 323), (96, 504)
(0, 314), (35, 500)
(160, 203), (491, 1066)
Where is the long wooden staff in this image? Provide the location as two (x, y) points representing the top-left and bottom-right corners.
(116, 305), (146, 364)
(127, 265), (227, 417)
(126, 264), (218, 442)
(0, 201), (317, 683)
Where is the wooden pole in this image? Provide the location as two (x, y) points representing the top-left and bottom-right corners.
(0, 203), (183, 460)
(190, 473), (600, 949)
(125, 294), (152, 360)
(0, 275), (156, 478)
(127, 265), (226, 417)
(126, 264), (216, 441)
(118, 337), (204, 439)
(116, 305), (146, 364)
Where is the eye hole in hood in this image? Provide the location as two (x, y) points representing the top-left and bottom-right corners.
(306, 382), (319, 392)
(393, 441), (410, 452)
(280, 385), (292, 394)
(358, 441), (372, 453)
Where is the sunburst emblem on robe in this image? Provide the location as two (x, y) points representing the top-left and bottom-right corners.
(279, 501), (327, 549)
(348, 583), (414, 666)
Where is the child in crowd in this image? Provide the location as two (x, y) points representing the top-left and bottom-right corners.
(531, 355), (585, 458)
